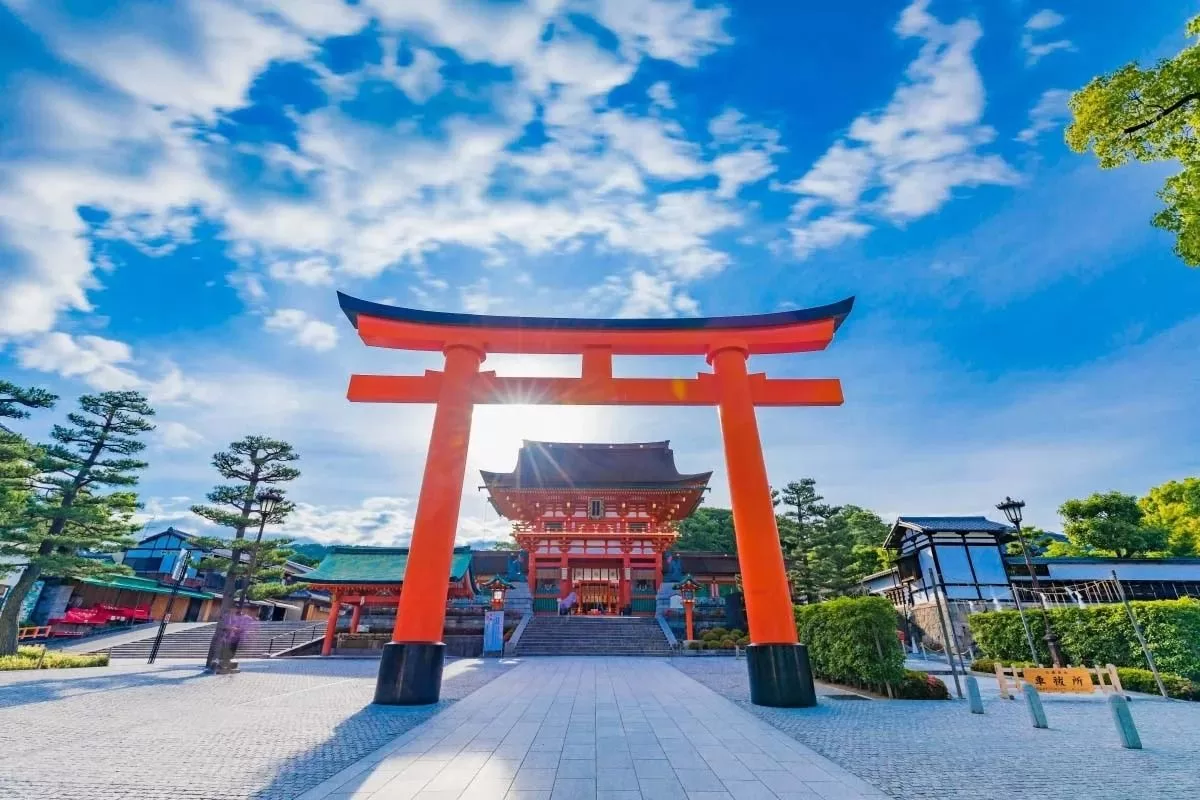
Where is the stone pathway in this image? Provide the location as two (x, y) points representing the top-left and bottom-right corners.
(302, 657), (884, 800)
(674, 658), (1200, 800)
(0, 657), (513, 800)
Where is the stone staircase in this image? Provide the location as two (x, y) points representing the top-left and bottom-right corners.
(94, 620), (322, 659)
(513, 615), (673, 656)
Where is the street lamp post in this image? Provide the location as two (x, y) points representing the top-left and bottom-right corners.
(678, 575), (701, 643)
(236, 489), (284, 613)
(996, 496), (1065, 667)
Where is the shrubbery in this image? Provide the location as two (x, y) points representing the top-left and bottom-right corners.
(968, 599), (1200, 680)
(794, 596), (914, 695)
(0, 646), (110, 671)
(894, 670), (950, 699)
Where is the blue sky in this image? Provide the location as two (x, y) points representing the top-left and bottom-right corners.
(1, 0), (1197, 545)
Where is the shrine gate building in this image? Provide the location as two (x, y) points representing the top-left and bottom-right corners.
(482, 440), (710, 616)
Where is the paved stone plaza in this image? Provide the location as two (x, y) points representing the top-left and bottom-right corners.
(674, 658), (1200, 800)
(0, 657), (513, 800)
(3, 656), (1199, 799)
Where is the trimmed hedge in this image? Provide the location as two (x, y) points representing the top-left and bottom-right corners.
(0, 646), (110, 671)
(968, 598), (1200, 680)
(795, 596), (907, 693)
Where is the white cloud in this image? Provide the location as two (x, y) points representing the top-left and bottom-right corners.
(600, 112), (707, 180)
(587, 0), (731, 67)
(285, 496), (415, 546)
(157, 420), (205, 450)
(648, 81), (675, 109)
(267, 257), (334, 286)
(1021, 9), (1074, 66)
(1016, 88), (1072, 144)
(783, 0), (1017, 257)
(391, 47), (444, 103)
(587, 270), (700, 318)
(707, 109), (784, 198)
(16, 332), (141, 390)
(264, 309), (339, 352)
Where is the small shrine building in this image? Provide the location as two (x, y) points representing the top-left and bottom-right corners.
(481, 440), (711, 615)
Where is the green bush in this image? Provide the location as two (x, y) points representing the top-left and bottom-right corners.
(0, 647), (109, 671)
(795, 596), (906, 692)
(702, 627), (727, 641)
(718, 639), (736, 650)
(893, 670), (950, 699)
(685, 640), (703, 650)
(1116, 668), (1200, 701)
(968, 599), (1200, 680)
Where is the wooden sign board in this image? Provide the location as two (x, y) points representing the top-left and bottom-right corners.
(1024, 667), (1094, 693)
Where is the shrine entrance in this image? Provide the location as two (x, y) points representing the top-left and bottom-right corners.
(575, 579), (618, 614)
(337, 290), (853, 709)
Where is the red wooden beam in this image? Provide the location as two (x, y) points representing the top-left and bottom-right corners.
(348, 372), (843, 407)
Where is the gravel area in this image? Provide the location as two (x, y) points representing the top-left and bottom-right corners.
(0, 656), (514, 800)
(672, 657), (1200, 800)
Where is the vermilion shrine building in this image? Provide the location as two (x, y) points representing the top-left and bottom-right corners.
(481, 440), (710, 615)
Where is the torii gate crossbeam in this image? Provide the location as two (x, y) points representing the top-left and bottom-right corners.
(337, 291), (854, 708)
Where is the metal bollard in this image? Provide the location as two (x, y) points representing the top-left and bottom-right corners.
(965, 676), (984, 714)
(1022, 683), (1048, 729)
(1108, 694), (1142, 749)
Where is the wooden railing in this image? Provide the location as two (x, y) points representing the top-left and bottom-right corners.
(17, 626), (51, 641)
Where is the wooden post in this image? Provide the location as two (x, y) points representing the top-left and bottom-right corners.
(322, 593), (341, 657)
(709, 346), (797, 646)
(391, 344), (482, 643)
(684, 599), (695, 642)
(350, 602), (363, 634)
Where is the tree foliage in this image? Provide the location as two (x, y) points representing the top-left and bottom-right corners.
(190, 435), (299, 669)
(1058, 491), (1168, 558)
(674, 507), (736, 552)
(1066, 16), (1200, 266)
(779, 479), (836, 603)
(1139, 478), (1200, 557)
(0, 391), (153, 655)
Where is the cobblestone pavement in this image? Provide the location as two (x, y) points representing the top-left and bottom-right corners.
(673, 658), (1200, 800)
(300, 656), (885, 800)
(0, 657), (514, 800)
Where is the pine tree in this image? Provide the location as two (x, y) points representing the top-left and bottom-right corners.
(0, 391), (154, 655)
(0, 381), (58, 529)
(778, 479), (837, 603)
(190, 436), (299, 671)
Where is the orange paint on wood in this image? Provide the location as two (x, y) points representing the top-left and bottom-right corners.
(355, 314), (836, 356)
(710, 346), (799, 645)
(348, 372), (843, 407)
(391, 344), (483, 643)
(322, 593), (340, 657)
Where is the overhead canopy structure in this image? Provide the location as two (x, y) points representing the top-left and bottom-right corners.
(79, 574), (214, 600)
(303, 545), (474, 587)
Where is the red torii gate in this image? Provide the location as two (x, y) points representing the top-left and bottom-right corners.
(337, 291), (854, 707)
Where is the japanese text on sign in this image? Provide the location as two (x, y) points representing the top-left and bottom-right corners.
(1024, 667), (1094, 693)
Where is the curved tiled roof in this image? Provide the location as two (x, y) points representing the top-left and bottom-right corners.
(480, 440), (711, 490)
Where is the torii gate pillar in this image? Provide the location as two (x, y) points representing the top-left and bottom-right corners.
(338, 292), (854, 708)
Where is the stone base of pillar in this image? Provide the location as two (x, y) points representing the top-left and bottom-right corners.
(746, 643), (817, 708)
(373, 642), (445, 705)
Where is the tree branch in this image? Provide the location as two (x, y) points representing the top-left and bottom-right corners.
(1123, 92), (1200, 135)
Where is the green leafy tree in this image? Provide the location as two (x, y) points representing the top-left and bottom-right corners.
(0, 381), (57, 434)
(674, 507), (736, 552)
(1005, 526), (1068, 557)
(0, 391), (153, 655)
(1139, 478), (1200, 556)
(1059, 491), (1168, 558)
(779, 479), (837, 603)
(0, 382), (58, 530)
(813, 504), (890, 595)
(190, 436), (299, 671)
(1066, 16), (1200, 266)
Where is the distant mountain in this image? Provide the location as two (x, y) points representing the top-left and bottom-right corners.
(290, 542), (329, 566)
